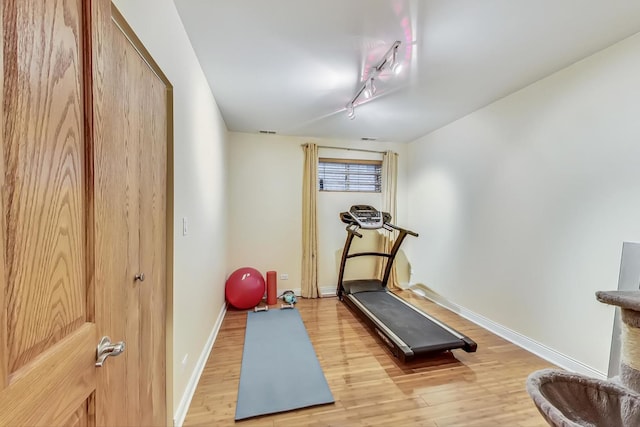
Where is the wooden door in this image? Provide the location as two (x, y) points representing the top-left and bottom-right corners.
(0, 1), (98, 426)
(136, 36), (168, 427)
(93, 5), (169, 426)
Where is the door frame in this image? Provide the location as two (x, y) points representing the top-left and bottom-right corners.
(110, 6), (174, 424)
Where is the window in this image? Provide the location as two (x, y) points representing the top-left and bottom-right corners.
(318, 158), (382, 192)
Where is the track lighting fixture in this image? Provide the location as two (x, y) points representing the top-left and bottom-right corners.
(345, 40), (401, 120)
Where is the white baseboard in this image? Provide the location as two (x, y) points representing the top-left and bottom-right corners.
(410, 285), (606, 380)
(320, 286), (337, 297)
(174, 303), (228, 427)
(290, 286), (337, 298)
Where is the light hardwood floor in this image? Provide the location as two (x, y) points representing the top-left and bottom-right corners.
(184, 290), (554, 426)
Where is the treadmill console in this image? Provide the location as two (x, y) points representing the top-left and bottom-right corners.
(342, 205), (389, 229)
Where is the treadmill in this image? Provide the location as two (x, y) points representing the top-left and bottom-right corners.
(337, 205), (477, 361)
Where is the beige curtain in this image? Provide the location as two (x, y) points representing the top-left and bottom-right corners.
(377, 150), (399, 289)
(301, 143), (320, 298)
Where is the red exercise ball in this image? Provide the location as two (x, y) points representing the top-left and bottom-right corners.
(225, 267), (265, 309)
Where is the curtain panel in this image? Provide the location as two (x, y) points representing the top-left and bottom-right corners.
(377, 150), (399, 289)
(301, 143), (320, 298)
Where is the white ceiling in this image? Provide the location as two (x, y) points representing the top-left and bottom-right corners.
(174, 1), (640, 143)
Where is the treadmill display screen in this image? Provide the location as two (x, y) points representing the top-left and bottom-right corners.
(348, 205), (384, 229)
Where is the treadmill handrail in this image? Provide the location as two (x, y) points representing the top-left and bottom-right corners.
(384, 222), (419, 237)
(381, 228), (410, 287)
(337, 226), (357, 298)
(347, 252), (391, 259)
(337, 206), (417, 298)
(346, 224), (362, 238)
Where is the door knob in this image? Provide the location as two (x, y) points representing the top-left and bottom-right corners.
(96, 336), (125, 367)
(134, 273), (145, 282)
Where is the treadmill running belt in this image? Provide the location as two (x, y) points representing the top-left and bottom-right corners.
(353, 291), (464, 353)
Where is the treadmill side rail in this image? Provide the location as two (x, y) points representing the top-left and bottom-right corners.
(463, 337), (478, 352)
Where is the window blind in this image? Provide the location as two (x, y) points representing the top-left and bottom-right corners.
(318, 158), (382, 192)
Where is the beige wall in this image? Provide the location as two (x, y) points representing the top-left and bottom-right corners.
(112, 0), (229, 418)
(407, 33), (640, 374)
(227, 133), (409, 295)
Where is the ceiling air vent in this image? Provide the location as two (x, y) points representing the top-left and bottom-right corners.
(259, 130), (276, 134)
(361, 137), (377, 141)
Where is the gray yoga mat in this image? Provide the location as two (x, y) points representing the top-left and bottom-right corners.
(235, 308), (334, 420)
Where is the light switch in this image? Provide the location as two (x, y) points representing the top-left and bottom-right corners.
(182, 217), (188, 236)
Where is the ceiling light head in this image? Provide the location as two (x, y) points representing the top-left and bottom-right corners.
(346, 103), (355, 120)
(363, 78), (376, 98)
(389, 43), (402, 74)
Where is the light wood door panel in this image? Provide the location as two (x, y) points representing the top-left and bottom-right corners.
(1, 0), (97, 425)
(90, 1), (139, 425)
(0, 0), (6, 393)
(0, 324), (96, 427)
(64, 401), (91, 427)
(93, 11), (141, 426)
(139, 43), (167, 425)
(93, 6), (168, 425)
(138, 60), (167, 427)
(4, 0), (87, 374)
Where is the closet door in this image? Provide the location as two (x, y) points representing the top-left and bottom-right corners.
(137, 49), (168, 427)
(93, 5), (168, 425)
(0, 1), (98, 425)
(93, 6), (142, 424)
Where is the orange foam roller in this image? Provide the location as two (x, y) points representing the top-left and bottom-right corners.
(266, 271), (277, 305)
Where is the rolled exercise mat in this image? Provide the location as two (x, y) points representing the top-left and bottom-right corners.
(266, 271), (277, 305)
